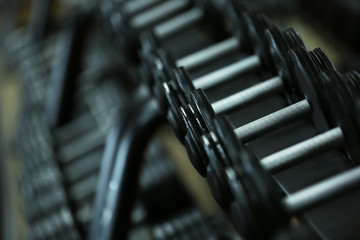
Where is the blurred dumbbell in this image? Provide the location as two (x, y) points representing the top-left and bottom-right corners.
(224, 69), (360, 239)
(145, 9), (275, 140)
(151, 208), (234, 240)
(181, 28), (310, 177)
(197, 49), (345, 209)
(101, 0), (227, 63)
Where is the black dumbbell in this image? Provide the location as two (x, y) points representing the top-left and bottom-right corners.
(138, 0), (238, 91)
(104, 0), (226, 63)
(13, 37), (57, 108)
(27, 208), (80, 240)
(187, 26), (306, 127)
(183, 43), (334, 177)
(137, 146), (194, 224)
(157, 11), (275, 141)
(195, 49), (338, 209)
(223, 69), (360, 239)
(13, 6), (128, 240)
(202, 61), (353, 210)
(228, 146), (360, 240)
(17, 29), (128, 240)
(152, 208), (234, 240)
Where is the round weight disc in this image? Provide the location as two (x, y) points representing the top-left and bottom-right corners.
(202, 133), (233, 210)
(182, 105), (208, 176)
(164, 82), (188, 143)
(213, 116), (242, 167)
(191, 89), (216, 131)
(175, 67), (195, 102)
(289, 46), (331, 132)
(321, 70), (360, 165)
(240, 148), (288, 239)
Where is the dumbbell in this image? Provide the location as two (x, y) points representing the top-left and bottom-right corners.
(151, 10), (275, 140)
(58, 128), (185, 232)
(54, 80), (124, 163)
(19, 157), (80, 238)
(139, 0), (250, 78)
(152, 208), (234, 240)
(182, 41), (334, 178)
(1, 0), (51, 58)
(13, 37), (57, 108)
(16, 121), (84, 233)
(19, 99), (121, 238)
(222, 69), (360, 239)
(201, 52), (349, 209)
(137, 0), (236, 87)
(27, 207), (80, 240)
(194, 47), (338, 209)
(45, 18), (125, 152)
(98, 0), (230, 118)
(20, 171), (67, 222)
(186, 26), (306, 129)
(14, 7), (130, 240)
(136, 142), (195, 224)
(138, 1), (268, 122)
(57, 90), (194, 232)
(17, 33), (128, 240)
(102, 0), (227, 63)
(54, 86), (126, 220)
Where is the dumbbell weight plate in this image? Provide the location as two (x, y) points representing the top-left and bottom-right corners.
(289, 47), (333, 132)
(321, 70), (360, 165)
(230, 148), (287, 239)
(201, 133), (232, 211)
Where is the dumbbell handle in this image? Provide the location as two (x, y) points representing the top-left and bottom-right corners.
(261, 127), (344, 173)
(124, 0), (163, 16)
(283, 164), (360, 214)
(235, 99), (311, 142)
(193, 54), (261, 89)
(154, 8), (204, 39)
(176, 37), (240, 70)
(131, 0), (189, 30)
(212, 75), (284, 115)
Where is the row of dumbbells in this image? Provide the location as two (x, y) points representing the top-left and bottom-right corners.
(95, 0), (360, 239)
(16, 47), (127, 240)
(7, 2), (235, 239)
(8, 8), (129, 239)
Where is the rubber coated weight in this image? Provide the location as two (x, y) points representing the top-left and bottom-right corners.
(185, 45), (334, 177)
(320, 70), (360, 165)
(235, 148), (287, 240)
(289, 46), (334, 132)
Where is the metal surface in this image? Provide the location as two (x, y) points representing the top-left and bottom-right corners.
(154, 8), (204, 39)
(130, 0), (189, 30)
(193, 54), (261, 89)
(176, 37), (240, 70)
(235, 99), (311, 142)
(124, 0), (163, 15)
(283, 165), (360, 214)
(261, 127), (344, 173)
(212, 75), (284, 114)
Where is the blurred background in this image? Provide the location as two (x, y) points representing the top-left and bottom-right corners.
(0, 0), (359, 240)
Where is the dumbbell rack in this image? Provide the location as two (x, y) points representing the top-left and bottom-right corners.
(3, 0), (360, 240)
(91, 0), (360, 239)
